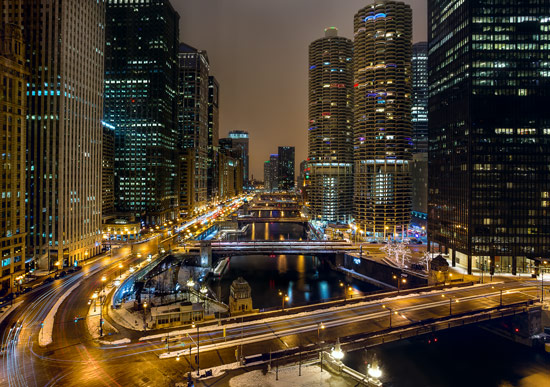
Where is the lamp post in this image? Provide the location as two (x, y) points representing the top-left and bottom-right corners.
(393, 274), (407, 293)
(317, 322), (325, 347)
(441, 294), (459, 316)
(542, 260), (548, 302)
(200, 285), (208, 314)
(382, 304), (398, 328)
(278, 291), (289, 311)
(192, 322), (200, 376)
(118, 263), (123, 279)
(143, 301), (148, 332)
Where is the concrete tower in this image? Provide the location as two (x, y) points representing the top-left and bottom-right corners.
(21, 0), (105, 268)
(308, 27), (354, 224)
(353, 1), (413, 239)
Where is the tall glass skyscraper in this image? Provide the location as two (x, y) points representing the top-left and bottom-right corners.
(179, 43), (210, 210)
(308, 27), (354, 224)
(428, 0), (550, 275)
(228, 130), (249, 187)
(105, 0), (179, 225)
(412, 42), (428, 154)
(353, 1), (413, 238)
(278, 146), (295, 191)
(208, 76), (220, 201)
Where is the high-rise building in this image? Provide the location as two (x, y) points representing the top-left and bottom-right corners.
(208, 76), (220, 201)
(278, 146), (295, 191)
(179, 149), (195, 218)
(229, 130), (249, 188)
(264, 161), (273, 192)
(308, 27), (354, 223)
(0, 20), (27, 294)
(105, 0), (179, 225)
(428, 0), (550, 275)
(411, 42), (428, 221)
(269, 154), (279, 191)
(179, 43), (209, 210)
(102, 122), (115, 217)
(17, 0), (105, 269)
(411, 42), (428, 154)
(353, 1), (413, 239)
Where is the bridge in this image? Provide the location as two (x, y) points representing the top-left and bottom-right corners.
(189, 240), (358, 255)
(237, 216), (308, 224)
(148, 281), (542, 374)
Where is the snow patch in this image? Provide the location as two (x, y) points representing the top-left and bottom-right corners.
(39, 280), (82, 347)
(99, 338), (131, 345)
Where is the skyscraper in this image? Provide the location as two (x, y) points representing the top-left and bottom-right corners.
(411, 42), (428, 154)
(0, 20), (27, 294)
(269, 154), (279, 191)
(353, 1), (413, 239)
(264, 160), (273, 192)
(229, 130), (250, 188)
(278, 146), (295, 191)
(208, 76), (220, 201)
(105, 0), (179, 225)
(179, 43), (209, 210)
(428, 0), (550, 275)
(411, 42), (428, 221)
(102, 122), (115, 217)
(18, 0), (105, 269)
(308, 27), (354, 223)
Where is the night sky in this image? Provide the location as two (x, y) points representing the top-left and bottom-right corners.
(173, 0), (427, 179)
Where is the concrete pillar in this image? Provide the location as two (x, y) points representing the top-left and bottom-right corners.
(512, 256), (517, 275)
(490, 255), (496, 276)
(452, 249), (456, 267)
(467, 254), (472, 275)
(200, 241), (212, 268)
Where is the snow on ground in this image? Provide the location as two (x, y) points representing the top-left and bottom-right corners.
(86, 300), (119, 339)
(228, 364), (346, 387)
(0, 300), (23, 326)
(111, 300), (146, 331)
(98, 338), (131, 345)
(39, 279), (82, 347)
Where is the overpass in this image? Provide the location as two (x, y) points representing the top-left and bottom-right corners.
(237, 216), (308, 224)
(196, 240), (358, 255)
(146, 281), (542, 372)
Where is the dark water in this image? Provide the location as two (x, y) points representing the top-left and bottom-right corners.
(217, 222), (379, 309)
(344, 325), (550, 387)
(217, 254), (379, 309)
(225, 222), (308, 241)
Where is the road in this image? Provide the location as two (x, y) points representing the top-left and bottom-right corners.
(1, 277), (540, 386)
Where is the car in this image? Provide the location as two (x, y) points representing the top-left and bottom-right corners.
(74, 266), (82, 271)
(67, 267), (76, 274)
(43, 277), (54, 284)
(59, 270), (67, 278)
(21, 286), (32, 294)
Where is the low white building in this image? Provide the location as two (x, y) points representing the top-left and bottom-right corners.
(150, 302), (204, 329)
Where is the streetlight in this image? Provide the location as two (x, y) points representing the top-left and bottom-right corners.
(192, 322), (200, 376)
(118, 263), (123, 279)
(331, 338), (344, 361)
(143, 301), (148, 332)
(441, 294), (459, 316)
(278, 291), (289, 311)
(317, 322), (325, 346)
(542, 260), (548, 302)
(382, 304), (398, 328)
(393, 274), (407, 293)
(200, 285), (208, 313)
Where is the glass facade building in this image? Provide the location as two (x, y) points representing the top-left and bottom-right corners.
(278, 146), (295, 191)
(179, 43), (209, 210)
(308, 27), (354, 224)
(228, 130), (249, 188)
(428, 0), (550, 274)
(208, 76), (220, 201)
(105, 0), (179, 225)
(353, 1), (413, 238)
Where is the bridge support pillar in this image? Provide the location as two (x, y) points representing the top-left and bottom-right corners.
(490, 254), (496, 276)
(200, 241), (212, 268)
(512, 256), (517, 276)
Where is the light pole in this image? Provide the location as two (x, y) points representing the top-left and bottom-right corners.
(143, 301), (148, 332)
(118, 263), (123, 279)
(317, 322), (325, 347)
(382, 304), (398, 328)
(542, 260), (548, 302)
(192, 322), (200, 376)
(393, 274), (407, 293)
(442, 294), (459, 316)
(278, 291), (289, 311)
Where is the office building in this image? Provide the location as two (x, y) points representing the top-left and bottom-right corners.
(308, 27), (354, 223)
(0, 20), (27, 294)
(411, 42), (428, 220)
(229, 130), (249, 188)
(428, 0), (550, 274)
(353, 1), (413, 239)
(278, 146), (295, 191)
(268, 154), (279, 191)
(105, 0), (179, 225)
(179, 43), (209, 210)
(17, 0), (105, 269)
(411, 42), (428, 154)
(208, 76), (220, 201)
(102, 122), (115, 217)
